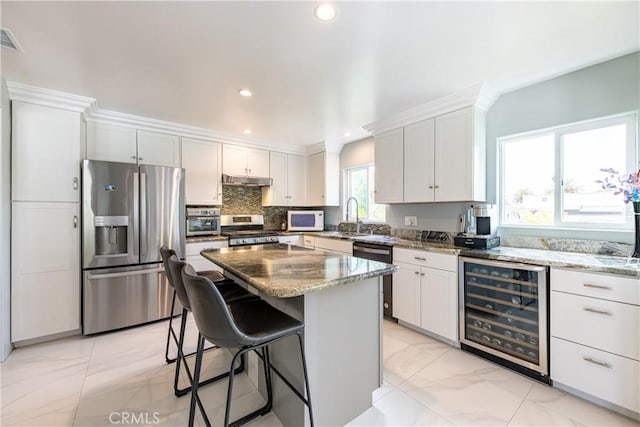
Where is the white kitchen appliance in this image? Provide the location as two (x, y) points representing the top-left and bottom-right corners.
(287, 210), (324, 231)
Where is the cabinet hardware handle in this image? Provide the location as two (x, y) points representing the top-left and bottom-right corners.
(583, 307), (612, 316)
(582, 356), (611, 368)
(138, 157), (143, 161)
(428, 186), (434, 189)
(583, 283), (612, 290)
(414, 271), (420, 275)
(414, 257), (427, 261)
(248, 169), (252, 175)
(73, 216), (78, 228)
(434, 185), (439, 189)
(132, 155), (137, 159)
(73, 177), (78, 190)
(421, 272), (425, 276)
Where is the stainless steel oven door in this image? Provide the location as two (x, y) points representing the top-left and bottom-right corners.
(186, 216), (221, 236)
(82, 264), (178, 335)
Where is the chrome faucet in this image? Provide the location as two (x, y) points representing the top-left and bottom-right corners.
(345, 197), (362, 234)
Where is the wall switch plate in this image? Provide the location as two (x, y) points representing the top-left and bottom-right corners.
(405, 216), (418, 226)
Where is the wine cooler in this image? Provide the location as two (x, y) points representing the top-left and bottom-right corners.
(459, 257), (550, 383)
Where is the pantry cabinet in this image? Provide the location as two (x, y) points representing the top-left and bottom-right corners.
(263, 152), (306, 206)
(550, 268), (639, 414)
(393, 248), (458, 342)
(375, 106), (486, 204)
(182, 137), (222, 205)
(12, 101), (82, 203)
(222, 144), (270, 177)
(307, 151), (339, 206)
(86, 122), (180, 167)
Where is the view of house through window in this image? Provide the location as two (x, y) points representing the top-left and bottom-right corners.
(345, 164), (385, 222)
(500, 113), (637, 229)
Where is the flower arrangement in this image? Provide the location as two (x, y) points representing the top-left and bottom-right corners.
(598, 168), (640, 204)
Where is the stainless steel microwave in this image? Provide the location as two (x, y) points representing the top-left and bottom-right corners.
(287, 210), (324, 231)
(186, 207), (221, 236)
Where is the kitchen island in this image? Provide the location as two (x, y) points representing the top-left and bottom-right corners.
(201, 244), (398, 427)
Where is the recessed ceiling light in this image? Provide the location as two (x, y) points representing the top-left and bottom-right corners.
(344, 132), (351, 138)
(239, 89), (252, 97)
(314, 3), (337, 21)
(243, 129), (252, 135)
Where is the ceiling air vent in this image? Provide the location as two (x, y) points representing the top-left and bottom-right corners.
(1, 28), (23, 51)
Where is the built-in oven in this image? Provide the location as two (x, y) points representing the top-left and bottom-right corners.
(353, 242), (394, 319)
(186, 207), (221, 237)
(459, 256), (550, 384)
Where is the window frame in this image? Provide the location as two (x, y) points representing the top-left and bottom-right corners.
(498, 112), (638, 231)
(343, 163), (385, 223)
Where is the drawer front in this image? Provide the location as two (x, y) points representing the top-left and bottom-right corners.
(303, 235), (315, 248)
(185, 240), (228, 256)
(314, 237), (352, 254)
(393, 247), (456, 272)
(551, 337), (639, 413)
(551, 268), (639, 305)
(551, 291), (639, 360)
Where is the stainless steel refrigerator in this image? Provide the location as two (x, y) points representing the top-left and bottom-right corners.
(81, 160), (185, 335)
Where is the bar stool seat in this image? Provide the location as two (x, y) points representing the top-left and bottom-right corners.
(182, 264), (314, 427)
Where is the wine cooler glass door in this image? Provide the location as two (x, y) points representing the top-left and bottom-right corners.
(459, 257), (548, 375)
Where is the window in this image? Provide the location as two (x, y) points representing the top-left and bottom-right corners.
(344, 164), (385, 222)
(499, 113), (637, 230)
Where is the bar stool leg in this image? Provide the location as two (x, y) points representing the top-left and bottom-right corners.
(164, 290), (178, 364)
(188, 334), (212, 427)
(296, 331), (314, 427)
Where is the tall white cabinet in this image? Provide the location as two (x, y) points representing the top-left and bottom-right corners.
(11, 101), (83, 342)
(182, 137), (222, 205)
(307, 151), (339, 206)
(374, 128), (404, 204)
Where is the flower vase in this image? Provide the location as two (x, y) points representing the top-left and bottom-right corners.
(633, 201), (640, 259)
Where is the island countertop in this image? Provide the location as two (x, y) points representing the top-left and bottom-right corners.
(201, 243), (398, 298)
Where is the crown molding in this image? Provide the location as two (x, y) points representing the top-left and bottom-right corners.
(363, 83), (500, 135)
(6, 81), (95, 113)
(6, 81), (309, 155)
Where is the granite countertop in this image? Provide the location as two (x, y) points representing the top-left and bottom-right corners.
(460, 247), (640, 278)
(200, 243), (398, 298)
(306, 231), (461, 255)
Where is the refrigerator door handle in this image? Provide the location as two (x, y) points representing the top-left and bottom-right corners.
(140, 172), (147, 260)
(133, 171), (140, 260)
(86, 268), (162, 280)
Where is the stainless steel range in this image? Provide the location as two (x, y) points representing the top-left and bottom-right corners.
(221, 215), (279, 246)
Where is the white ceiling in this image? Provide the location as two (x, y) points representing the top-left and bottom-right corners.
(1, 1), (638, 150)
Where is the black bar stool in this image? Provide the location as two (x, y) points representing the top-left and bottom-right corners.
(160, 246), (248, 364)
(181, 264), (314, 427)
(160, 247), (258, 398)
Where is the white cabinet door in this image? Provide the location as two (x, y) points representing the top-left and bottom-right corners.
(420, 267), (458, 341)
(374, 128), (404, 203)
(182, 138), (222, 205)
(287, 154), (307, 206)
(307, 152), (324, 206)
(86, 122), (137, 164)
(264, 151), (288, 206)
(247, 148), (270, 177)
(307, 151), (339, 206)
(392, 261), (421, 326)
(314, 237), (352, 254)
(136, 130), (180, 167)
(404, 119), (435, 203)
(12, 102), (81, 202)
(222, 144), (248, 176)
(11, 202), (80, 342)
(434, 107), (473, 201)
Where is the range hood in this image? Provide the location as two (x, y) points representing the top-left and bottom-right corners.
(222, 173), (272, 186)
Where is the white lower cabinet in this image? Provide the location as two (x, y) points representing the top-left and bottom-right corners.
(550, 268), (640, 415)
(392, 248), (458, 342)
(185, 240), (228, 273)
(278, 235), (303, 246)
(11, 202), (80, 342)
(313, 236), (352, 254)
(302, 235), (315, 249)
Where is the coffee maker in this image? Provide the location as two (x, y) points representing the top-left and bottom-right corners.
(454, 204), (500, 249)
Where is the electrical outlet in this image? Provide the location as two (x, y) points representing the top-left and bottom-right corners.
(404, 216), (418, 226)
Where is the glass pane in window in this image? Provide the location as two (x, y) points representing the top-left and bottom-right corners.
(561, 124), (627, 224)
(348, 168), (368, 221)
(368, 166), (385, 221)
(502, 135), (555, 226)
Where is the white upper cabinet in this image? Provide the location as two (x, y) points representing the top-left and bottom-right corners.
(374, 128), (404, 204)
(404, 119), (435, 202)
(434, 107), (485, 202)
(181, 137), (222, 205)
(263, 152), (306, 206)
(222, 144), (270, 177)
(375, 106), (486, 204)
(86, 123), (180, 167)
(136, 130), (180, 167)
(307, 151), (339, 206)
(12, 101), (81, 203)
